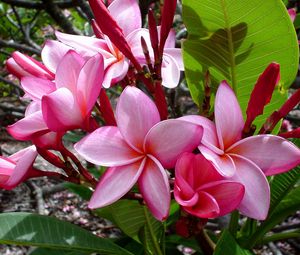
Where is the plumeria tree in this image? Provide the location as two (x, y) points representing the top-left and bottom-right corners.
(1, 0), (300, 254)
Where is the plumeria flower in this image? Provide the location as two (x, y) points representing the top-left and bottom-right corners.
(0, 146), (38, 190)
(42, 0), (182, 88)
(75, 86), (203, 221)
(105, 0), (183, 88)
(181, 81), (300, 220)
(174, 152), (245, 219)
(42, 32), (128, 88)
(41, 50), (104, 132)
(8, 50), (104, 141)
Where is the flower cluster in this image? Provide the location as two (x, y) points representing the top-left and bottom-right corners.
(1, 0), (300, 224)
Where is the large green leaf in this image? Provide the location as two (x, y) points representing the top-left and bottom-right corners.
(30, 248), (89, 255)
(244, 185), (300, 248)
(269, 162), (300, 213)
(214, 230), (253, 255)
(138, 207), (164, 255)
(0, 213), (133, 255)
(183, 0), (298, 128)
(96, 200), (163, 244)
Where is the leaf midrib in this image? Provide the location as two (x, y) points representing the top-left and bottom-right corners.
(220, 0), (238, 93)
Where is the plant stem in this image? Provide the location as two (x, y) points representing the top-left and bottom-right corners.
(259, 230), (300, 245)
(195, 229), (215, 255)
(228, 210), (239, 237)
(60, 146), (98, 187)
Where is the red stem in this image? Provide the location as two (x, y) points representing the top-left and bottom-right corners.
(60, 145), (98, 187)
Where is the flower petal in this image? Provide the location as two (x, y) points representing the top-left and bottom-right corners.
(174, 152), (198, 197)
(88, 159), (145, 209)
(215, 81), (244, 150)
(55, 31), (111, 58)
(161, 53), (180, 88)
(55, 50), (85, 94)
(145, 119), (203, 169)
(174, 185), (199, 207)
(42, 87), (83, 132)
(199, 146), (236, 177)
(103, 57), (129, 88)
(12, 51), (54, 80)
(228, 135), (300, 176)
(75, 126), (143, 167)
(5, 146), (37, 189)
(228, 155), (270, 220)
(126, 28), (152, 62)
(202, 181), (245, 217)
(41, 40), (71, 73)
(21, 77), (56, 101)
(6, 58), (32, 79)
(76, 53), (104, 114)
(184, 191), (220, 219)
(108, 0), (141, 37)
(163, 48), (183, 70)
(25, 101), (41, 116)
(138, 156), (170, 221)
(179, 115), (222, 154)
(116, 86), (160, 152)
(7, 111), (48, 140)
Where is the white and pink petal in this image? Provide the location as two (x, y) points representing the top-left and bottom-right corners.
(74, 126), (143, 167)
(116, 86), (160, 152)
(228, 135), (300, 176)
(89, 159), (145, 209)
(144, 119), (203, 169)
(228, 155), (270, 220)
(215, 81), (244, 150)
(138, 156), (170, 221)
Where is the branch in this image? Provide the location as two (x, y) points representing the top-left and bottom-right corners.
(11, 5), (42, 50)
(0, 39), (41, 55)
(0, 0), (75, 9)
(0, 76), (23, 93)
(41, 0), (81, 34)
(72, 0), (94, 21)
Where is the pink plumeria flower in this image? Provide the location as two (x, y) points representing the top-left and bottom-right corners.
(6, 51), (54, 80)
(42, 32), (128, 88)
(109, 0), (183, 88)
(8, 50), (103, 143)
(181, 81), (300, 220)
(0, 146), (38, 190)
(174, 152), (245, 219)
(41, 50), (104, 132)
(75, 86), (203, 221)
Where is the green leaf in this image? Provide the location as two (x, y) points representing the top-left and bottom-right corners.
(294, 13), (300, 29)
(30, 247), (89, 255)
(96, 199), (164, 249)
(138, 207), (164, 255)
(183, 0), (298, 128)
(269, 139), (300, 213)
(165, 235), (204, 254)
(0, 212), (133, 255)
(64, 183), (93, 201)
(269, 164), (300, 214)
(115, 237), (145, 255)
(96, 200), (150, 241)
(214, 229), (253, 255)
